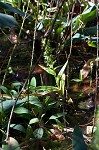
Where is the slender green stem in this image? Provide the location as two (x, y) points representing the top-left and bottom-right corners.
(5, 0), (31, 142)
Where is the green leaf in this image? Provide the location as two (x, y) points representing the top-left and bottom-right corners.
(56, 61), (68, 87)
(36, 21), (44, 30)
(71, 79), (82, 82)
(49, 112), (67, 120)
(44, 102), (56, 112)
(72, 125), (88, 150)
(0, 99), (26, 112)
(14, 107), (31, 114)
(55, 118), (63, 128)
(11, 82), (22, 90)
(59, 73), (65, 95)
(56, 27), (64, 34)
(10, 124), (26, 133)
(88, 40), (97, 48)
(74, 5), (96, 31)
(33, 128), (44, 139)
(30, 77), (36, 88)
(58, 61), (68, 77)
(35, 86), (58, 92)
(0, 2), (32, 20)
(10, 90), (18, 98)
(91, 105), (99, 150)
(0, 13), (18, 28)
(2, 137), (21, 150)
(39, 65), (56, 77)
(0, 85), (11, 96)
(23, 96), (42, 108)
(26, 125), (33, 139)
(29, 77), (36, 93)
(48, 102), (56, 106)
(29, 118), (39, 125)
(78, 26), (99, 36)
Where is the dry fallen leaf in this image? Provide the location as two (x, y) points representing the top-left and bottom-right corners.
(80, 63), (91, 80)
(9, 33), (18, 44)
(51, 127), (65, 141)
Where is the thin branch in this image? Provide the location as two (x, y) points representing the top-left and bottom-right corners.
(2, 0), (31, 85)
(44, 0), (65, 38)
(5, 0), (31, 142)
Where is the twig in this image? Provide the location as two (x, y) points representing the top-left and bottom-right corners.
(5, 0), (31, 142)
(44, 0), (65, 38)
(5, 44), (43, 143)
(1, 0), (31, 85)
(5, 77), (27, 142)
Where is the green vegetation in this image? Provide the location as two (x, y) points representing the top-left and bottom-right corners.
(0, 0), (99, 149)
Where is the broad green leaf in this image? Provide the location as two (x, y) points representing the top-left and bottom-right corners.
(10, 90), (18, 98)
(0, 99), (26, 112)
(55, 118), (63, 128)
(59, 73), (65, 95)
(56, 61), (68, 87)
(64, 5), (98, 46)
(35, 86), (58, 92)
(80, 5), (96, 26)
(88, 40), (97, 48)
(36, 21), (44, 30)
(29, 118), (39, 124)
(58, 61), (68, 76)
(23, 96), (42, 108)
(0, 13), (18, 28)
(72, 33), (88, 41)
(0, 2), (32, 20)
(66, 33), (98, 46)
(49, 112), (67, 120)
(72, 125), (88, 150)
(43, 96), (50, 104)
(14, 107), (31, 114)
(26, 125), (33, 139)
(11, 82), (22, 90)
(44, 102), (56, 112)
(10, 124), (26, 133)
(2, 137), (21, 150)
(91, 106), (99, 150)
(56, 27), (64, 34)
(48, 102), (56, 106)
(39, 65), (56, 77)
(30, 77), (36, 88)
(29, 97), (42, 107)
(33, 128), (44, 139)
(62, 15), (78, 28)
(72, 5), (97, 36)
(33, 91), (53, 96)
(71, 79), (82, 82)
(0, 85), (11, 96)
(78, 26), (99, 36)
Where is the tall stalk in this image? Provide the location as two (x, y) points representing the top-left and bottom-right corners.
(5, 0), (31, 142)
(91, 1), (99, 149)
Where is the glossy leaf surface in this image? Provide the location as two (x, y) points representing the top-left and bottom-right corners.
(72, 125), (88, 150)
(0, 13), (18, 28)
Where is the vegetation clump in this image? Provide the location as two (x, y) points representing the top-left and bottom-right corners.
(0, 0), (99, 150)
